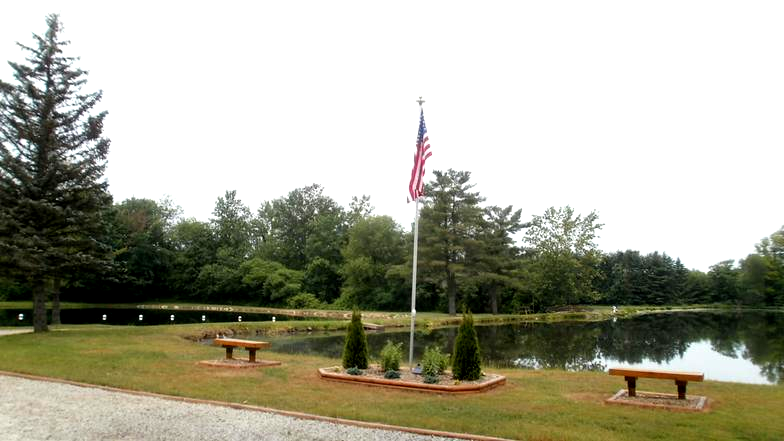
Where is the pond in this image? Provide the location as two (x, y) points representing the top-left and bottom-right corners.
(0, 307), (299, 326)
(264, 311), (784, 385)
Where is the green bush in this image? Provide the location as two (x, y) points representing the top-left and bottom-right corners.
(285, 292), (323, 309)
(346, 366), (362, 375)
(384, 370), (401, 379)
(379, 340), (403, 372)
(421, 345), (449, 377)
(451, 309), (482, 381)
(423, 374), (439, 384)
(342, 308), (369, 369)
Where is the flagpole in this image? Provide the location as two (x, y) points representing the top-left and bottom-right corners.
(408, 197), (420, 368)
(409, 96), (425, 369)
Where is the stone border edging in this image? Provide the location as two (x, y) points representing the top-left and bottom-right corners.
(0, 370), (516, 441)
(318, 367), (507, 394)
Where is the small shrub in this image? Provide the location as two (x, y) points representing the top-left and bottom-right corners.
(423, 374), (439, 384)
(421, 345), (449, 377)
(379, 340), (403, 372)
(346, 366), (362, 375)
(285, 292), (323, 309)
(384, 370), (401, 379)
(452, 309), (482, 381)
(342, 308), (369, 369)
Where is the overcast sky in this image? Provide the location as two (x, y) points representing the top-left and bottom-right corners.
(2, 1), (783, 272)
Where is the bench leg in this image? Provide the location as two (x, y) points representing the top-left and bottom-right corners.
(675, 380), (688, 400)
(624, 376), (637, 397)
(225, 347), (233, 360)
(248, 349), (257, 363)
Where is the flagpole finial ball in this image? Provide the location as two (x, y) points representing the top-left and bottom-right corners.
(416, 96), (425, 106)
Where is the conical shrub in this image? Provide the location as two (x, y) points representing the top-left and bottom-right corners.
(342, 308), (369, 369)
(451, 309), (482, 380)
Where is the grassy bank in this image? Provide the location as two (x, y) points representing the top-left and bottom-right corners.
(0, 324), (782, 440)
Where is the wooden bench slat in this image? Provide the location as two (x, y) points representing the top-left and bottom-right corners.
(214, 338), (270, 350)
(608, 368), (704, 382)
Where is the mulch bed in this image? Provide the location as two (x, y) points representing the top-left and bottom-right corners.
(605, 389), (708, 412)
(318, 365), (505, 393)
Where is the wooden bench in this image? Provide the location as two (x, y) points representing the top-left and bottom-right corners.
(214, 338), (270, 363)
(609, 367), (704, 400)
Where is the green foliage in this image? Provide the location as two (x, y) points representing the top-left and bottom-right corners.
(340, 216), (406, 310)
(286, 292), (323, 309)
(471, 205), (525, 314)
(384, 369), (401, 379)
(709, 260), (739, 304)
(211, 190), (252, 260)
(379, 340), (403, 372)
(597, 250), (689, 306)
(524, 206), (603, 309)
(0, 15), (113, 331)
(303, 257), (342, 303)
(421, 345), (450, 377)
(452, 310), (482, 381)
(241, 258), (304, 305)
(257, 184), (346, 271)
(346, 366), (362, 375)
(423, 374), (439, 384)
(342, 309), (369, 369)
(418, 169), (486, 315)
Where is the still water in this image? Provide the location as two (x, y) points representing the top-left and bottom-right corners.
(265, 311), (784, 385)
(0, 308), (297, 326)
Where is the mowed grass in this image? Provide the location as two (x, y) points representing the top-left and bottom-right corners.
(0, 325), (782, 441)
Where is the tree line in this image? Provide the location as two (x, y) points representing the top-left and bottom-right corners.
(3, 175), (782, 314)
(2, 16), (783, 332)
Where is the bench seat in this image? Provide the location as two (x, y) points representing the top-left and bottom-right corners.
(609, 367), (704, 400)
(214, 338), (270, 363)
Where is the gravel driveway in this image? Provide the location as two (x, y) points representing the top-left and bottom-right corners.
(0, 374), (480, 441)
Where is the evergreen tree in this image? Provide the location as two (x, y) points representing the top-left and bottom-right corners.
(452, 309), (482, 380)
(417, 169), (485, 315)
(0, 15), (112, 332)
(342, 308), (369, 369)
(471, 205), (524, 314)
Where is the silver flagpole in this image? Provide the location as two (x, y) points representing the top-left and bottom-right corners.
(408, 197), (420, 368)
(409, 97), (425, 369)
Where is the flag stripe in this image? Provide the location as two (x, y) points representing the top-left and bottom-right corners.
(408, 109), (431, 201)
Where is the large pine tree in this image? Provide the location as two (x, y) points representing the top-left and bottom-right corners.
(417, 169), (485, 315)
(0, 15), (112, 332)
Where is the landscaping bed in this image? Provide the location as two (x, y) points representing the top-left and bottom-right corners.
(318, 365), (505, 393)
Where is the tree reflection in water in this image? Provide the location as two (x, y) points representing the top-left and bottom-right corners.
(268, 311), (784, 384)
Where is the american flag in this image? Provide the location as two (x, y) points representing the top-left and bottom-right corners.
(408, 109), (431, 201)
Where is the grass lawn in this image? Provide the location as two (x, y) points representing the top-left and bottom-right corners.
(0, 323), (782, 441)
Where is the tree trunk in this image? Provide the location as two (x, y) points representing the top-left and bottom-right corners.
(51, 278), (61, 325)
(489, 285), (498, 315)
(33, 280), (49, 333)
(447, 272), (457, 316)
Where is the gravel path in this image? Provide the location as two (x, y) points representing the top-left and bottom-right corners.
(0, 374), (466, 441)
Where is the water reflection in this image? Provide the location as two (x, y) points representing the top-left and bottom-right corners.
(0, 308), (299, 326)
(266, 311), (784, 385)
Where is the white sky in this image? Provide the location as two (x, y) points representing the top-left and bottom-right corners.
(2, 1), (783, 272)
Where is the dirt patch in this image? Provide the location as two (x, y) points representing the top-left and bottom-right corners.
(605, 389), (709, 412)
(565, 392), (607, 404)
(199, 359), (281, 369)
(0, 329), (32, 337)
